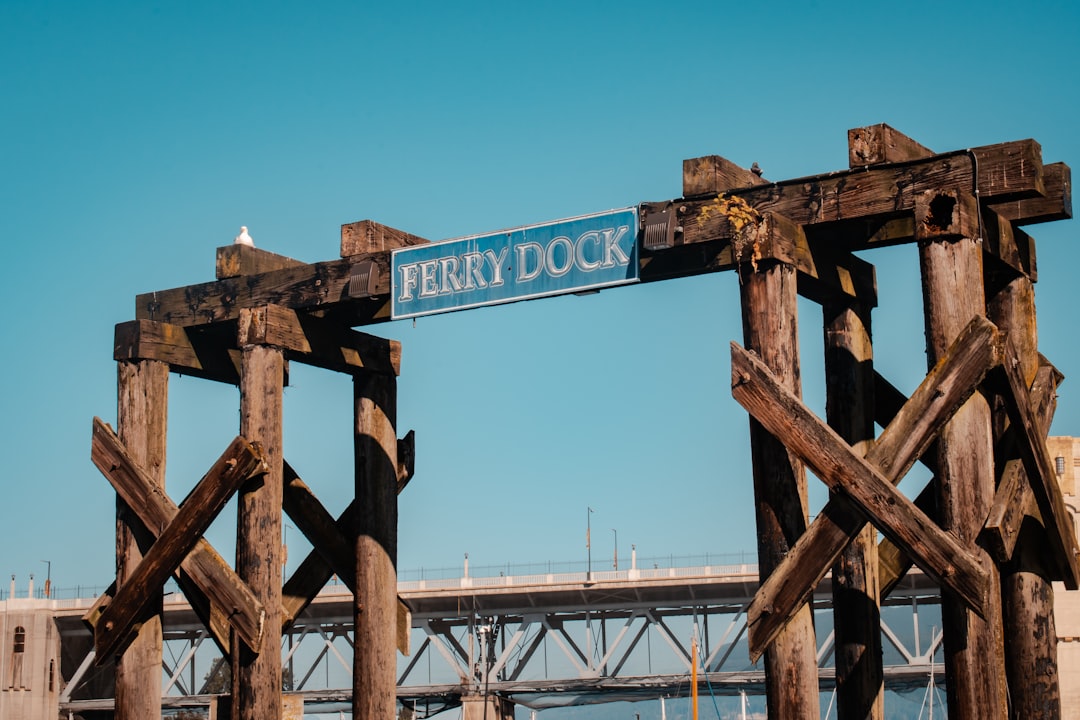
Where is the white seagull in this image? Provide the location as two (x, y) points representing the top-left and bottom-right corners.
(234, 226), (254, 247)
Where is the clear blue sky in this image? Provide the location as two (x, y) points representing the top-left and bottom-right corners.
(2, 1), (1079, 594)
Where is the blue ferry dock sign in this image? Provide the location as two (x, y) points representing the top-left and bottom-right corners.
(391, 207), (639, 320)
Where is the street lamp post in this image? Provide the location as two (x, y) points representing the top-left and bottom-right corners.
(40, 560), (51, 598)
(587, 507), (594, 581)
(612, 529), (618, 570)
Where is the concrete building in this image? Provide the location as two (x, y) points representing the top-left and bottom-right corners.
(0, 577), (61, 720)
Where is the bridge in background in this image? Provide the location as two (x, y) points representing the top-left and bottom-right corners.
(11, 558), (945, 718)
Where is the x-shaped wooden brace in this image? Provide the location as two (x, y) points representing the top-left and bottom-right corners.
(732, 315), (1080, 661)
(86, 418), (268, 663)
(280, 433), (415, 654)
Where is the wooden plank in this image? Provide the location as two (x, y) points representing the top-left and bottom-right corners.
(822, 294), (883, 719)
(136, 140), (1044, 329)
(995, 337), (1080, 588)
(920, 229), (1008, 718)
(114, 320), (241, 384)
(738, 257), (819, 719)
(984, 362), (1061, 562)
(982, 209), (1037, 281)
(89, 418), (266, 653)
(234, 344), (285, 719)
(353, 371), (400, 720)
(238, 304), (401, 375)
(991, 162), (1071, 225)
(341, 219), (428, 258)
(682, 155), (768, 197)
(113, 360), (167, 720)
(217, 245), (307, 280)
(745, 317), (1001, 659)
(878, 481), (936, 598)
(95, 435), (265, 661)
(848, 123), (934, 167)
(731, 342), (991, 617)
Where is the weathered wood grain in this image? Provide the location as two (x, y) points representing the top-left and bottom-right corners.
(234, 344), (285, 719)
(920, 232), (1007, 719)
(95, 435), (265, 661)
(746, 317), (1001, 659)
(683, 155), (768, 196)
(89, 417), (265, 653)
(731, 342), (991, 618)
(114, 320), (241, 384)
(217, 244), (307, 280)
(738, 258), (820, 719)
(848, 124), (934, 167)
(113, 360), (167, 720)
(991, 162), (1071, 225)
(237, 304), (401, 375)
(822, 295), (883, 719)
(341, 219), (428, 258)
(353, 371), (400, 720)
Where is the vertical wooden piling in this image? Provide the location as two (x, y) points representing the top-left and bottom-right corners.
(114, 359), (168, 720)
(919, 215), (1008, 718)
(234, 343), (285, 720)
(986, 262), (1062, 718)
(823, 298), (884, 720)
(353, 371), (399, 720)
(740, 260), (820, 719)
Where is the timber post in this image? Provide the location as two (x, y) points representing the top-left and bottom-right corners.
(353, 370), (399, 719)
(233, 337), (286, 719)
(918, 191), (1009, 718)
(984, 220), (1063, 718)
(823, 294), (884, 720)
(114, 359), (168, 720)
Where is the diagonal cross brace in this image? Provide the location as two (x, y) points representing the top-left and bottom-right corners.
(88, 418), (266, 655)
(742, 316), (1002, 660)
(731, 339), (992, 647)
(92, 432), (267, 662)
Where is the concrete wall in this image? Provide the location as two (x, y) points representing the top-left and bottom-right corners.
(0, 599), (61, 720)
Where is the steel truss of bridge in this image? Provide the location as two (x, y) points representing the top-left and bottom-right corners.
(55, 564), (944, 717)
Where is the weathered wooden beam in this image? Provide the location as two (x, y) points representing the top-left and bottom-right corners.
(88, 418), (266, 653)
(94, 435), (266, 662)
(341, 219), (428, 258)
(920, 220), (1008, 718)
(114, 320), (241, 384)
(993, 338), (1080, 588)
(353, 370), (400, 720)
(137, 140), (1043, 329)
(984, 361), (1061, 562)
(113, 360), (167, 720)
(683, 155), (768, 196)
(234, 344), (286, 719)
(982, 208), (1037, 282)
(745, 317), (1001, 659)
(848, 123), (934, 167)
(877, 481), (936, 598)
(822, 293), (883, 718)
(238, 304), (401, 375)
(990, 162), (1071, 225)
(732, 341), (991, 618)
(216, 245), (307, 280)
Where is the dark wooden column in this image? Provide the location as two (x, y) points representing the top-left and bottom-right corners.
(114, 359), (168, 719)
(823, 297), (883, 720)
(234, 341), (285, 720)
(740, 259), (820, 718)
(353, 370), (399, 719)
(985, 235), (1062, 718)
(918, 192), (1007, 719)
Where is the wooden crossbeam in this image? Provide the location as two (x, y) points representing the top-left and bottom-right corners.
(743, 317), (1001, 659)
(88, 418), (266, 654)
(92, 434), (266, 662)
(993, 340), (1080, 588)
(992, 162), (1072, 225)
(216, 244), (307, 280)
(135, 140), (1044, 329)
(115, 320), (242, 384)
(281, 458), (413, 654)
(238, 304), (401, 375)
(984, 361), (1063, 562)
(732, 340), (992, 633)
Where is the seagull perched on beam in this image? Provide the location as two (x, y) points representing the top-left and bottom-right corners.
(234, 226), (254, 247)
